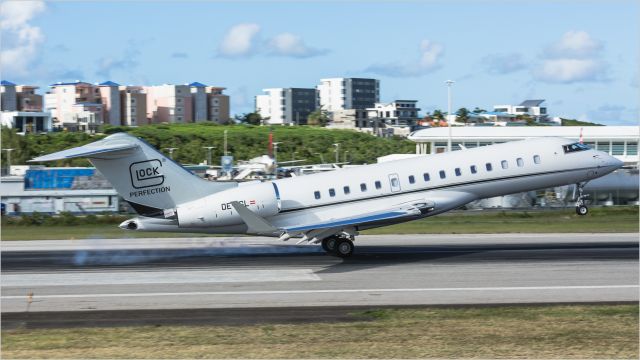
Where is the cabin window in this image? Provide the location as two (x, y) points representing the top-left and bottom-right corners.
(455, 168), (462, 176)
(360, 183), (367, 192)
(501, 160), (508, 169)
(423, 173), (430, 181)
(408, 175), (415, 184)
(375, 181), (382, 189)
(314, 191), (321, 199)
(486, 163), (493, 171)
(439, 170), (446, 179)
(533, 155), (541, 164)
(517, 158), (524, 167)
(470, 165), (477, 174)
(343, 186), (350, 195)
(391, 178), (399, 187)
(329, 188), (336, 197)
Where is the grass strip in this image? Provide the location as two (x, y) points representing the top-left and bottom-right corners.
(2, 304), (638, 359)
(2, 207), (637, 240)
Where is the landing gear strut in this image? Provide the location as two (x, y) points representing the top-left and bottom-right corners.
(322, 236), (354, 258)
(575, 182), (589, 216)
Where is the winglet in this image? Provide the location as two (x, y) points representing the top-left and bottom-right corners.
(230, 201), (279, 235)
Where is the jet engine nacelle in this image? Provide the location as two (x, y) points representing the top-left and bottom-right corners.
(177, 182), (280, 228)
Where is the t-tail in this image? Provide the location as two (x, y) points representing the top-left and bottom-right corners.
(30, 132), (236, 217)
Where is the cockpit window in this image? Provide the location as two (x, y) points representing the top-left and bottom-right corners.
(563, 142), (590, 153)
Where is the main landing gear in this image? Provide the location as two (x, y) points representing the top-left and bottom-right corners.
(322, 235), (354, 258)
(575, 182), (589, 216)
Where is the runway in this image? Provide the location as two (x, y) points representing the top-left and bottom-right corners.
(2, 234), (638, 316)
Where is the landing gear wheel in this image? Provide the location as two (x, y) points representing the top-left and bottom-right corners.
(322, 237), (338, 253)
(335, 239), (354, 258)
(574, 182), (590, 217)
(576, 205), (588, 216)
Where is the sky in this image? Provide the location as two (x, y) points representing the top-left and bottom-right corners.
(1, 0), (638, 125)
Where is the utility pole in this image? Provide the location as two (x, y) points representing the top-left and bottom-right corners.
(2, 148), (15, 174)
(202, 146), (215, 166)
(164, 147), (178, 160)
(223, 129), (228, 156)
(343, 150), (349, 163)
(272, 142), (281, 171)
(332, 143), (340, 163)
(445, 80), (455, 152)
(314, 152), (325, 163)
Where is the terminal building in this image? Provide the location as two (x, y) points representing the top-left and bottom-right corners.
(1, 166), (119, 215)
(408, 126), (638, 165)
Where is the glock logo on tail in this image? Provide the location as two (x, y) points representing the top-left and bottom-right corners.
(129, 159), (164, 189)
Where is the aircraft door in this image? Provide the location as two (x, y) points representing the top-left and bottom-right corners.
(388, 173), (401, 192)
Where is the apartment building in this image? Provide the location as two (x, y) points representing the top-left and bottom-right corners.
(45, 81), (103, 131)
(189, 82), (208, 122)
(98, 81), (122, 126)
(119, 86), (147, 126)
(317, 78), (380, 112)
(1, 80), (17, 111)
(256, 88), (318, 125)
(366, 100), (420, 128)
(1, 80), (51, 133)
(145, 84), (192, 123)
(205, 86), (230, 123)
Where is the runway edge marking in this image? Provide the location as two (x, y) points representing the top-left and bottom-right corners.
(2, 285), (638, 299)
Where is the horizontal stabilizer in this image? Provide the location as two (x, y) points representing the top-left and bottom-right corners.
(30, 142), (138, 162)
(230, 201), (279, 235)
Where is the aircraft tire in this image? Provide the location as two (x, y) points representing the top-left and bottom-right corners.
(576, 205), (588, 216)
(335, 239), (354, 258)
(322, 237), (338, 253)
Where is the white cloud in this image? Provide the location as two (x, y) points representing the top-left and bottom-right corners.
(266, 33), (328, 58)
(534, 30), (608, 84)
(218, 23), (261, 57)
(481, 53), (527, 74)
(96, 40), (141, 79)
(365, 39), (444, 77)
(545, 30), (602, 59)
(0, 0), (46, 78)
(534, 58), (607, 83)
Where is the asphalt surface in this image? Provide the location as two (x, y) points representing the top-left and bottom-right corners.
(2, 233), (638, 327)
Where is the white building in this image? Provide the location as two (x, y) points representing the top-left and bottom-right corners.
(256, 88), (318, 125)
(493, 99), (553, 123)
(1, 111), (52, 133)
(317, 78), (379, 112)
(408, 126), (639, 165)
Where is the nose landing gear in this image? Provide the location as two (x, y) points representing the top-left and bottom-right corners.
(575, 182), (589, 216)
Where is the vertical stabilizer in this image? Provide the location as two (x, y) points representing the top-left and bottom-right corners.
(31, 133), (236, 215)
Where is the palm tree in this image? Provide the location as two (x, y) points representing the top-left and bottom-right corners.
(456, 107), (471, 125)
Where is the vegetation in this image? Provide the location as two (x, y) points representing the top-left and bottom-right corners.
(2, 207), (637, 240)
(364, 206), (638, 234)
(1, 124), (415, 167)
(431, 109), (445, 121)
(2, 304), (637, 358)
(561, 117), (604, 126)
(455, 107), (471, 124)
(306, 109), (331, 126)
(234, 112), (262, 125)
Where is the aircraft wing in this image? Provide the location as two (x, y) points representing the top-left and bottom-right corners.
(230, 200), (434, 243)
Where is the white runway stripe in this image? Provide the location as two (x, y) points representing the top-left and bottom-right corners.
(1, 285), (637, 299)
(1, 269), (320, 287)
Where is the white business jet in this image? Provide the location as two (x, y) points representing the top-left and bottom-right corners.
(32, 133), (623, 257)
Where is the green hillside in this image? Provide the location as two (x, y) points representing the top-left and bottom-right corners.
(1, 124), (416, 167)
